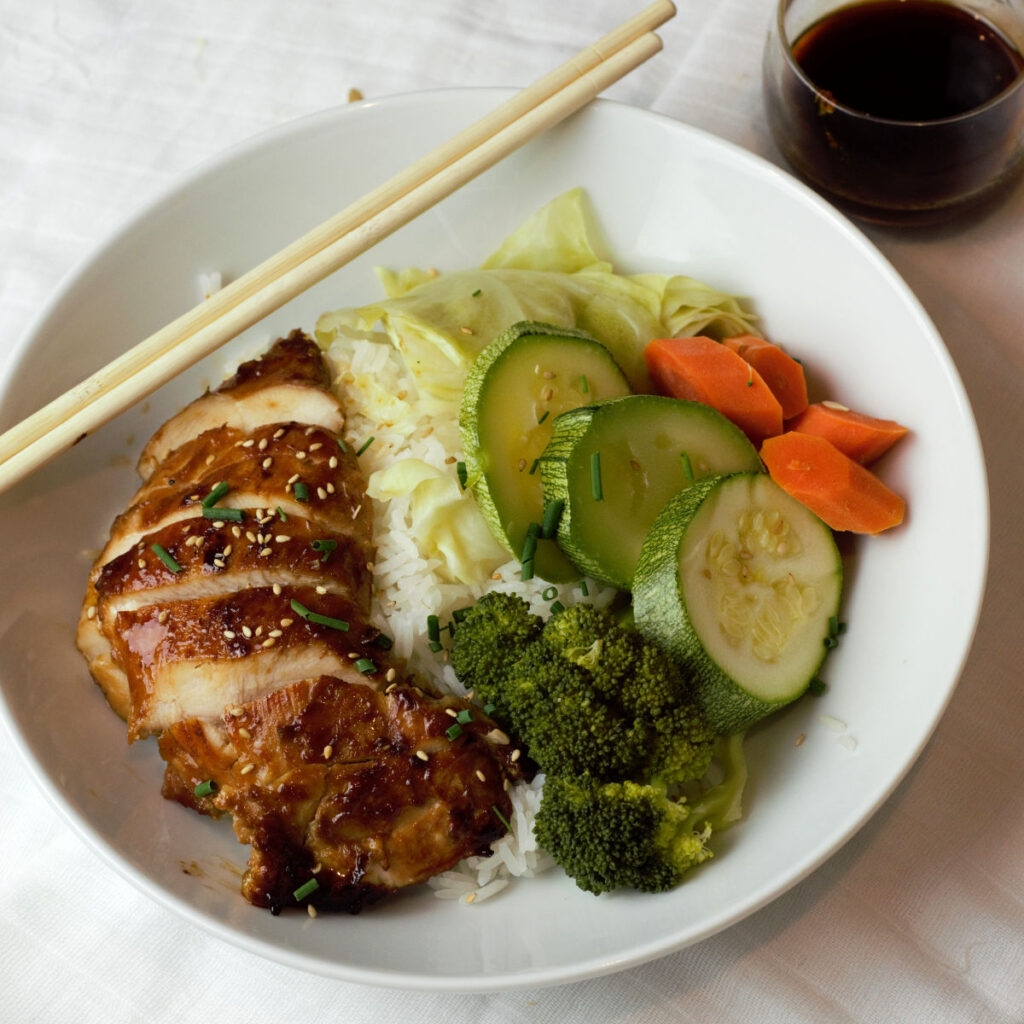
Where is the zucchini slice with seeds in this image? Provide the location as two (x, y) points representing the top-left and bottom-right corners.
(539, 395), (762, 589)
(634, 472), (842, 733)
(459, 321), (631, 582)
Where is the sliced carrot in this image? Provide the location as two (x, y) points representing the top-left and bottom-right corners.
(722, 334), (809, 419)
(787, 402), (909, 465)
(760, 431), (905, 534)
(644, 337), (783, 445)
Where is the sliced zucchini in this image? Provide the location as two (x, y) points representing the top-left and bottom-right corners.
(633, 472), (842, 733)
(540, 395), (763, 589)
(459, 321), (631, 581)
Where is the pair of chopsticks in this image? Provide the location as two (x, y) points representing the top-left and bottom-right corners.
(0, 0), (675, 496)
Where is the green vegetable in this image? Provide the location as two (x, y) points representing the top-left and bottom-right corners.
(539, 395), (762, 590)
(450, 594), (715, 787)
(534, 776), (713, 895)
(459, 320), (630, 582)
(633, 472), (843, 734)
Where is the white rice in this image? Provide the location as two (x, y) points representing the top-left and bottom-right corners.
(323, 329), (613, 903)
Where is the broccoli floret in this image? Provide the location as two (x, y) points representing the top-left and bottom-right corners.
(534, 776), (712, 895)
(448, 591), (543, 706)
(451, 600), (715, 786)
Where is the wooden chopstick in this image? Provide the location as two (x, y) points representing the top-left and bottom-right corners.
(0, 1), (674, 496)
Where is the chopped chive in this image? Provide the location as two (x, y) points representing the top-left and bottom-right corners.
(579, 374), (589, 394)
(193, 779), (217, 798)
(373, 632), (394, 650)
(492, 805), (512, 832)
(150, 544), (182, 574)
(277, 506), (287, 521)
(537, 410), (550, 425)
(824, 635), (838, 649)
(580, 580), (590, 597)
(337, 436), (349, 453)
(427, 614), (441, 642)
(483, 703), (497, 715)
(202, 481), (229, 508)
(293, 481), (309, 502)
(456, 708), (473, 724)
(528, 458), (539, 475)
(520, 522), (540, 564)
(828, 615), (838, 635)
(542, 586), (558, 601)
(355, 657), (376, 674)
(520, 559), (535, 582)
(428, 640), (444, 653)
(293, 878), (319, 901)
(540, 498), (564, 540)
(680, 452), (694, 483)
(446, 722), (463, 741)
(311, 538), (338, 563)
(355, 436), (375, 457)
(456, 460), (468, 490)
(202, 506), (245, 522)
(472, 288), (482, 297)
(451, 607), (471, 623)
(289, 598), (349, 632)
(550, 600), (565, 615)
(590, 451), (604, 501)
(808, 678), (828, 696)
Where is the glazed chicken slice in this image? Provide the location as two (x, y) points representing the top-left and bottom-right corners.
(160, 675), (527, 914)
(78, 331), (525, 913)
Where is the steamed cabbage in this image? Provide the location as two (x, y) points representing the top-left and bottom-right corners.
(315, 188), (758, 401)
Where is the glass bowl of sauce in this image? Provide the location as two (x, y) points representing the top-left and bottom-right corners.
(763, 0), (1024, 224)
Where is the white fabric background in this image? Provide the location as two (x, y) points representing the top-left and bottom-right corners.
(2, 1), (1023, 1021)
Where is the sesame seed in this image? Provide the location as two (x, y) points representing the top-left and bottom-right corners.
(541, 386), (553, 401)
(158, 610), (168, 624)
(517, 458), (526, 472)
(275, 535), (290, 543)
(445, 708), (458, 718)
(212, 521), (225, 529)
(385, 682), (398, 693)
(542, 370), (555, 379)
(137, 558), (145, 569)
(317, 486), (327, 500)
(255, 626), (262, 637)
(460, 325), (474, 335)
(87, 605), (96, 620)
(385, 668), (396, 682)
(287, 473), (300, 485)
(241, 626), (253, 638)
(239, 763), (256, 775)
(464, 892), (477, 904)
(415, 750), (429, 762)
(232, 525), (241, 538)
(262, 637), (276, 648)
(246, 531), (257, 542)
(238, 727), (251, 740)
(307, 904), (317, 918)
(316, 585), (327, 595)
(326, 483), (335, 494)
(323, 744), (333, 759)
(241, 440), (255, 448)
(296, 451), (307, 460)
(262, 457), (273, 469)
(273, 584), (283, 596)
(309, 442), (323, 452)
(259, 547), (272, 557)
(280, 618), (294, 627)
(487, 728), (510, 745)
(206, 454), (216, 464)
(305, 426), (316, 436)
(328, 456), (338, 469)
(228, 706), (245, 716)
(268, 629), (282, 638)
(510, 748), (521, 762)
(475, 770), (486, 783)
(223, 545), (233, 556)
(189, 494), (200, 501)
(213, 558), (225, 568)
(258, 438), (268, 451)
(223, 630), (236, 639)
(795, 733), (806, 747)
(273, 428), (286, 440)
(347, 652), (360, 660)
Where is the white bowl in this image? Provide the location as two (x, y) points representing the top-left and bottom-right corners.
(0, 89), (988, 991)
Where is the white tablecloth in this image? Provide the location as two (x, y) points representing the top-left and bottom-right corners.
(3, 2), (1023, 1020)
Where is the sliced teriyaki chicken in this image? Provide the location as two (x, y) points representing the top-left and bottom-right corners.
(160, 675), (527, 914)
(77, 331), (527, 913)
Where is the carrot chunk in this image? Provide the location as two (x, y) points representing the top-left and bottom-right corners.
(644, 337), (783, 445)
(722, 334), (809, 419)
(787, 402), (909, 465)
(760, 431), (905, 534)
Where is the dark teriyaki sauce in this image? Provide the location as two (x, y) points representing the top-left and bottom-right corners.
(792, 0), (1024, 122)
(765, 0), (1024, 221)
